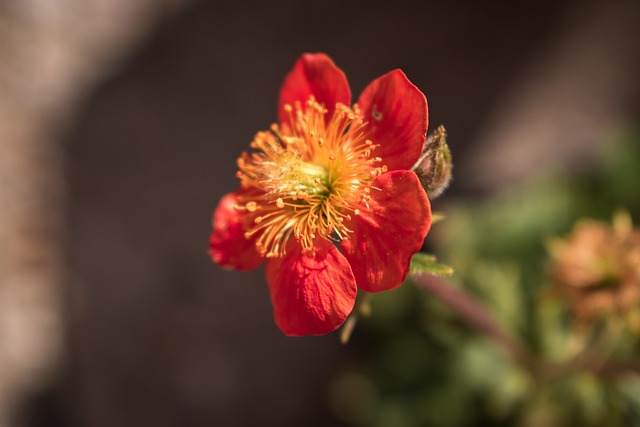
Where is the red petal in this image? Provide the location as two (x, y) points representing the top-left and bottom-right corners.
(357, 69), (428, 171)
(278, 53), (351, 125)
(341, 170), (431, 292)
(266, 239), (357, 336)
(209, 192), (263, 271)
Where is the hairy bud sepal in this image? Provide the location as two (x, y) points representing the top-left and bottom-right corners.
(412, 125), (452, 199)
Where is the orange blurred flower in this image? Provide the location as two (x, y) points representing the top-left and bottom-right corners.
(549, 213), (640, 321)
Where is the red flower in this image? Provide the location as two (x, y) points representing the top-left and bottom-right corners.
(210, 53), (432, 336)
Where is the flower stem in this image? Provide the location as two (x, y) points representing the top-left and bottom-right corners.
(410, 271), (537, 375)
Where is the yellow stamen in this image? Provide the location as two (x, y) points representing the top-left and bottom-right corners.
(236, 96), (385, 257)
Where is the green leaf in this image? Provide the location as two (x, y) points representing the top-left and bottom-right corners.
(410, 252), (454, 277)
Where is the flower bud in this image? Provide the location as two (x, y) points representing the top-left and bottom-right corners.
(412, 125), (452, 199)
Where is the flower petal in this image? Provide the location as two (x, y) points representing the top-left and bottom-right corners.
(341, 170), (431, 292)
(266, 239), (357, 336)
(209, 192), (263, 271)
(357, 69), (428, 171)
(279, 53), (351, 125)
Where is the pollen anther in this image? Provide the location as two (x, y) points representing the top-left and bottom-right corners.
(235, 96), (382, 258)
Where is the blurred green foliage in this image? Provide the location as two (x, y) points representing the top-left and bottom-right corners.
(333, 128), (640, 427)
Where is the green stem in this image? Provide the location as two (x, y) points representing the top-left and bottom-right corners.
(410, 271), (538, 376)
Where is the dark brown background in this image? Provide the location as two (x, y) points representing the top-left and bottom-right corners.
(2, 0), (639, 426)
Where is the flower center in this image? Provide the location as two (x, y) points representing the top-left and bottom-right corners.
(235, 96), (387, 258)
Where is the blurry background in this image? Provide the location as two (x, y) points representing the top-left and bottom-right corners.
(0, 0), (639, 426)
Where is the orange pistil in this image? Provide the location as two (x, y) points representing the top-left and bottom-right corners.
(235, 96), (387, 258)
